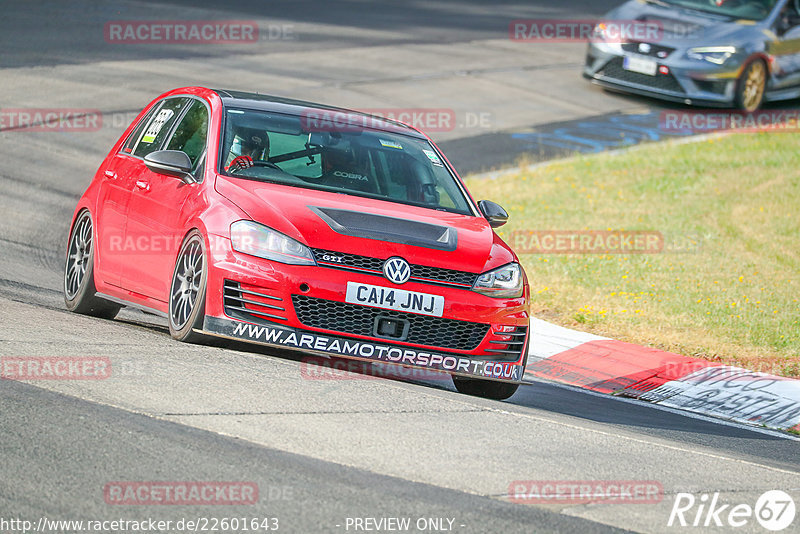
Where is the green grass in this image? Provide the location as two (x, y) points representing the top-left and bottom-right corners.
(465, 133), (800, 377)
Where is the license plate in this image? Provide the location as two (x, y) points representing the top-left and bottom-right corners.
(623, 55), (657, 76)
(345, 282), (444, 317)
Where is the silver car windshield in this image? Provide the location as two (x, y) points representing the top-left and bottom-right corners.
(219, 108), (474, 216)
(659, 0), (778, 20)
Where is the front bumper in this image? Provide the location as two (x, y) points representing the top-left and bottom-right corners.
(584, 41), (740, 107)
(198, 315), (526, 383)
(201, 235), (530, 383)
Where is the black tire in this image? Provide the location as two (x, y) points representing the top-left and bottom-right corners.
(453, 335), (529, 401)
(168, 230), (208, 343)
(64, 210), (121, 319)
(452, 376), (519, 400)
(735, 59), (767, 112)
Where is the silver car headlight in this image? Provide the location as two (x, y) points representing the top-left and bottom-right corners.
(230, 220), (316, 265)
(687, 46), (736, 65)
(472, 263), (524, 299)
(591, 22), (618, 42)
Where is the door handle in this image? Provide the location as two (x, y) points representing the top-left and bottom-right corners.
(135, 180), (150, 191)
(104, 170), (117, 180)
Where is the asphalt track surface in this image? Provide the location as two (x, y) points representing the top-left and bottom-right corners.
(1, 1), (798, 533)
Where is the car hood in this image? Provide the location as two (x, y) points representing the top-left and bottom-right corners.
(608, 0), (764, 47)
(215, 176), (513, 273)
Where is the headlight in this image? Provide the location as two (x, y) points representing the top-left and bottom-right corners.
(472, 263), (524, 299)
(687, 46), (736, 65)
(592, 22), (611, 41)
(230, 220), (316, 265)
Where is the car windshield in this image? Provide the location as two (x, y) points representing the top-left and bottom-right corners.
(657, 0), (778, 20)
(219, 107), (474, 215)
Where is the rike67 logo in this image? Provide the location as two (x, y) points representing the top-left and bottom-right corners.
(668, 490), (796, 531)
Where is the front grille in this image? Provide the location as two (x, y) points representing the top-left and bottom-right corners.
(599, 57), (684, 94)
(224, 280), (287, 322)
(311, 248), (478, 288)
(621, 42), (675, 59)
(485, 326), (528, 361)
(292, 295), (489, 351)
(313, 249), (384, 272)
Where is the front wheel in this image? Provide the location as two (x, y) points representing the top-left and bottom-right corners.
(168, 230), (208, 343)
(452, 376), (519, 400)
(735, 59), (766, 112)
(64, 210), (121, 319)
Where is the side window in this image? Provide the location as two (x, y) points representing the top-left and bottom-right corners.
(122, 104), (161, 154)
(166, 99), (209, 168)
(778, 0), (800, 31)
(133, 97), (190, 159)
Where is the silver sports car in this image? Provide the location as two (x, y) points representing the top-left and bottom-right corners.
(584, 0), (800, 111)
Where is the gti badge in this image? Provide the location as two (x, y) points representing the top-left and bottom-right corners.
(383, 257), (411, 285)
(638, 43), (651, 54)
(320, 253), (344, 264)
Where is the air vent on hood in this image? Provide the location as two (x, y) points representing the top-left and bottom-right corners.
(309, 206), (457, 251)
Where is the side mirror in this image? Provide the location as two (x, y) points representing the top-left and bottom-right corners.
(478, 200), (509, 228)
(144, 150), (195, 183)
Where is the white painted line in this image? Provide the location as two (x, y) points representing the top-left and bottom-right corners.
(437, 390), (800, 477)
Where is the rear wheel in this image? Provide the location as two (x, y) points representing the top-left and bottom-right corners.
(168, 230), (208, 343)
(64, 210), (121, 319)
(452, 376), (519, 400)
(735, 59), (766, 112)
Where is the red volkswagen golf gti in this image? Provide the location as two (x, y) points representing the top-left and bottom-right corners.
(64, 87), (530, 399)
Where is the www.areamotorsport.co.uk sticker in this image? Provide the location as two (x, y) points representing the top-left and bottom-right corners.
(202, 316), (524, 382)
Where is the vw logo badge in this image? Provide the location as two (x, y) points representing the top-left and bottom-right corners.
(638, 43), (652, 54)
(383, 257), (411, 285)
